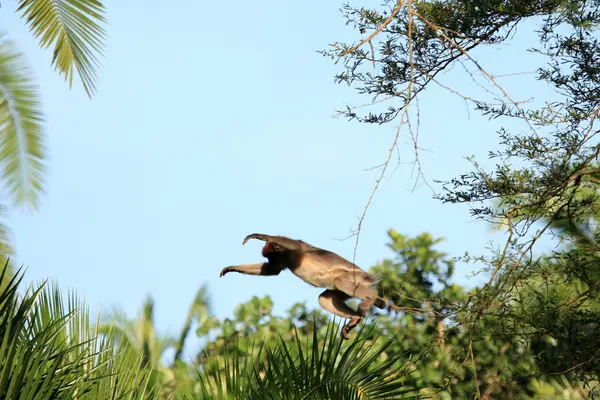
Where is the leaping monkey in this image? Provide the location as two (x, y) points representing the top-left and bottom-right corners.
(220, 233), (387, 339)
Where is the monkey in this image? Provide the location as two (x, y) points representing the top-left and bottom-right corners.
(220, 233), (387, 339)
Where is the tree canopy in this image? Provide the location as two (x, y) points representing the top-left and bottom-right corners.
(321, 0), (600, 395)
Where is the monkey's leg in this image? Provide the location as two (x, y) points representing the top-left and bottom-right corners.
(335, 279), (381, 317)
(219, 262), (281, 278)
(318, 289), (362, 340)
(242, 233), (302, 251)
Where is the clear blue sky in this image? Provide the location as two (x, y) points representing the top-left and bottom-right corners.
(1, 1), (556, 353)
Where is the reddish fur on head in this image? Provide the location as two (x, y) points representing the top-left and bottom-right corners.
(262, 242), (275, 257)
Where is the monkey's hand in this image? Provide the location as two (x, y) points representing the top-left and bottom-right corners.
(219, 267), (232, 278)
(242, 233), (270, 245)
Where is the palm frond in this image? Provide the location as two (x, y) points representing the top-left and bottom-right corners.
(174, 283), (215, 365)
(0, 260), (161, 399)
(0, 206), (13, 259)
(16, 0), (107, 98)
(98, 309), (138, 350)
(193, 319), (424, 400)
(195, 336), (265, 400)
(0, 206), (14, 293)
(99, 295), (179, 371)
(0, 38), (45, 209)
(259, 320), (422, 400)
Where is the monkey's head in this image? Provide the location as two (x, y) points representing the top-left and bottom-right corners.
(261, 242), (284, 259)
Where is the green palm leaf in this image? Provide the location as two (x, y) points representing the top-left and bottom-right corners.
(174, 284), (216, 365)
(0, 38), (45, 209)
(260, 321), (422, 400)
(16, 0), (107, 98)
(99, 295), (179, 369)
(0, 260), (162, 399)
(194, 319), (424, 400)
(0, 206), (15, 286)
(194, 337), (264, 400)
(0, 206), (13, 259)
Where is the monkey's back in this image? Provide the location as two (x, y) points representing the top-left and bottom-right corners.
(288, 247), (378, 290)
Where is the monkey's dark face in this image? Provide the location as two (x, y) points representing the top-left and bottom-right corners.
(262, 242), (283, 260)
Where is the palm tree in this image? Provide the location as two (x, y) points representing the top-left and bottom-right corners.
(101, 285), (216, 368)
(100, 285), (216, 398)
(193, 320), (423, 400)
(100, 295), (179, 371)
(0, 0), (107, 282)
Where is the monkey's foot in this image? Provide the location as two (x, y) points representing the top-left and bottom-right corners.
(242, 233), (270, 245)
(341, 316), (361, 340)
(341, 324), (351, 340)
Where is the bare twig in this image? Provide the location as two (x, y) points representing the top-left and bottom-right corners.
(412, 10), (539, 135)
(549, 348), (600, 375)
(350, 0), (415, 278)
(468, 342), (482, 399)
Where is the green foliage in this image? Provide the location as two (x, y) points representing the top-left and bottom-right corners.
(0, 37), (45, 209)
(100, 295), (182, 397)
(324, 0), (600, 396)
(200, 295), (331, 368)
(16, 0), (107, 98)
(374, 230), (461, 314)
(111, 230), (596, 399)
(194, 321), (421, 400)
(176, 284), (217, 362)
(524, 376), (596, 400)
(0, 0), (107, 209)
(491, 215), (600, 384)
(0, 0), (108, 287)
(106, 282), (422, 399)
(323, 0), (578, 124)
(0, 260), (160, 399)
(365, 231), (540, 398)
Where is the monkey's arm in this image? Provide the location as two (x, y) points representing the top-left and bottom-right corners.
(219, 262), (283, 278)
(242, 233), (305, 250)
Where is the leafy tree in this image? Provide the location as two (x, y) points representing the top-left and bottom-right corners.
(323, 0), (600, 395)
(489, 196), (600, 391)
(198, 295), (330, 365)
(364, 230), (539, 398)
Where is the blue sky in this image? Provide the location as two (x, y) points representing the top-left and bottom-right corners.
(1, 1), (556, 356)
